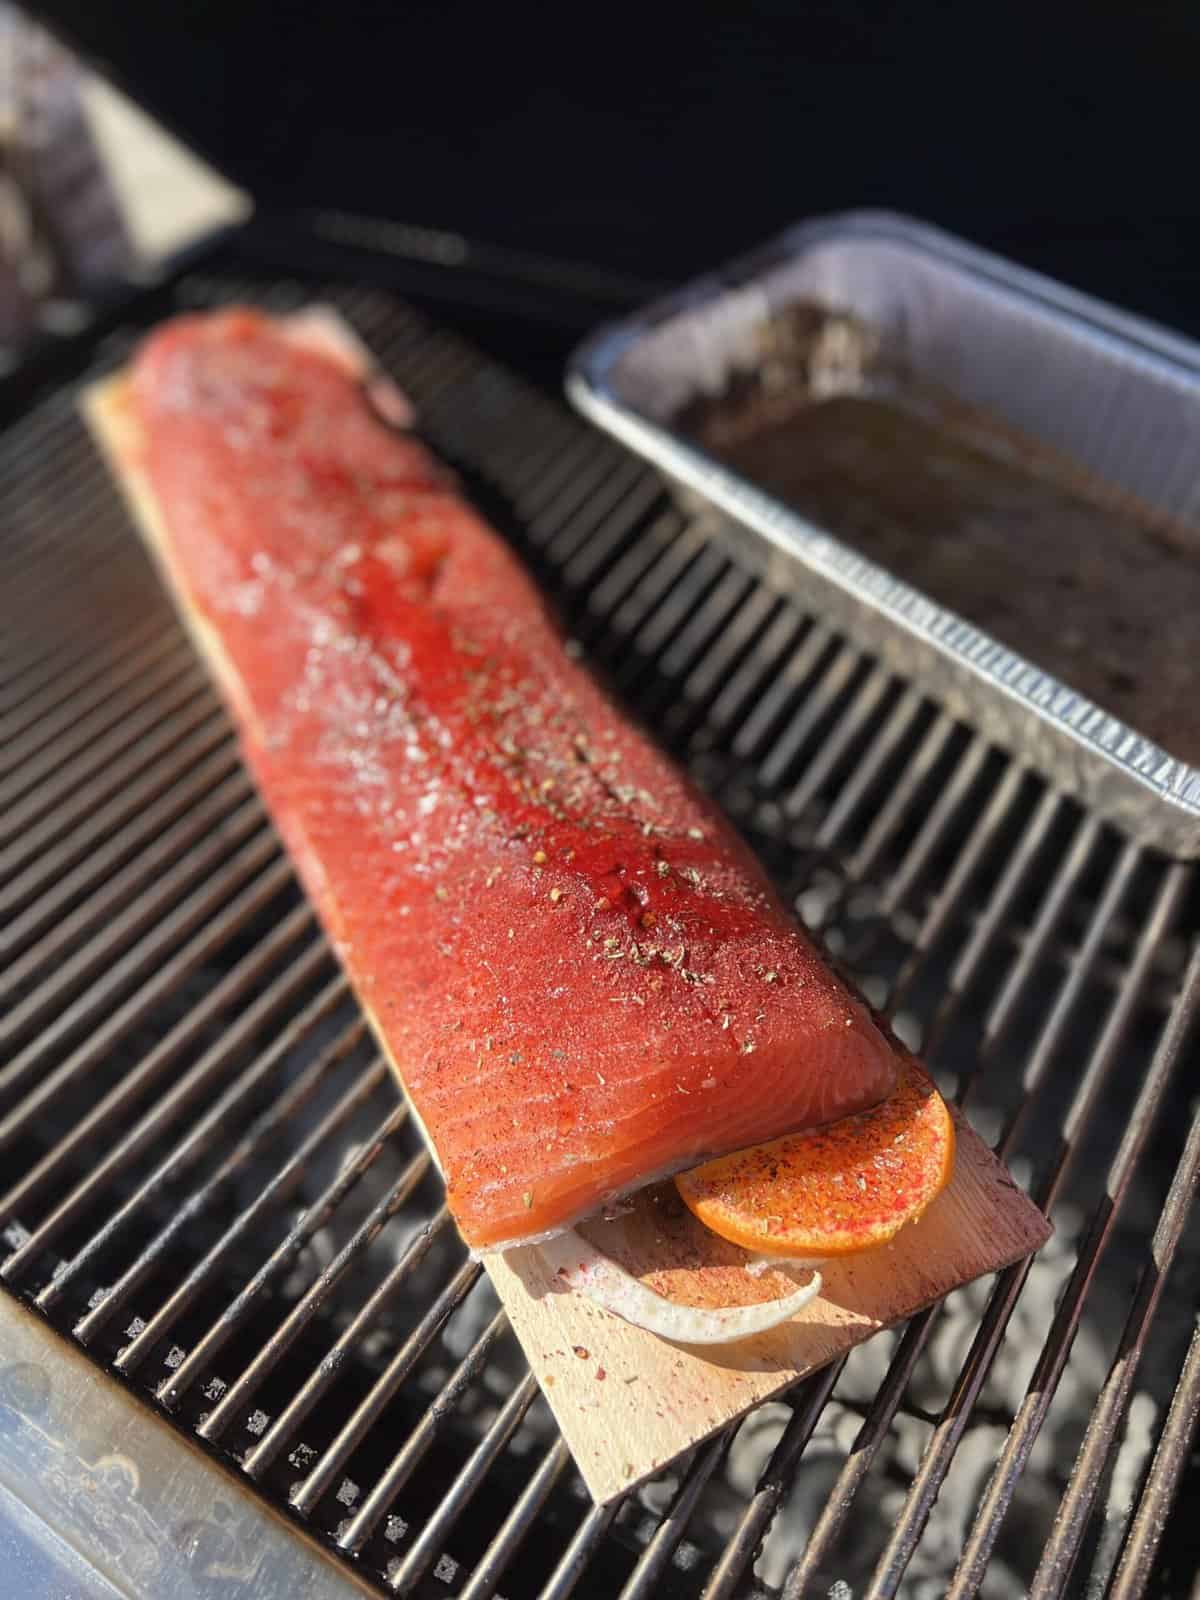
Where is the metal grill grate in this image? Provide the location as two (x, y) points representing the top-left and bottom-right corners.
(2, 264), (1199, 1599)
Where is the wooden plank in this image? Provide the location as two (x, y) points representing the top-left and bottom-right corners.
(489, 1116), (1048, 1502)
(82, 321), (1051, 1507)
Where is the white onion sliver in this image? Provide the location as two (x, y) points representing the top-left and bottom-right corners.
(539, 1229), (822, 1346)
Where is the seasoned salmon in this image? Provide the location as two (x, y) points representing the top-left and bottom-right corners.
(125, 309), (897, 1250)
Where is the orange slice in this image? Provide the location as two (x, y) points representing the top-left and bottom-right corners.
(675, 1053), (955, 1259)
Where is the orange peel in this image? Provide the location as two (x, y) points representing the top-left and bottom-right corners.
(676, 1053), (955, 1259)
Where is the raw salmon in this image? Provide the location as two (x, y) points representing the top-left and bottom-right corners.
(127, 309), (897, 1250)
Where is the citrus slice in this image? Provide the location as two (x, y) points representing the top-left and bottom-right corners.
(675, 1053), (955, 1259)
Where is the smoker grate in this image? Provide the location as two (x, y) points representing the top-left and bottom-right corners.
(2, 260), (1199, 1599)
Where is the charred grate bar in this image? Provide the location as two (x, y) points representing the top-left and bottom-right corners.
(1, 262), (1199, 1599)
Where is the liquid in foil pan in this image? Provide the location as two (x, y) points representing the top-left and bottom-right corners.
(568, 211), (1200, 857)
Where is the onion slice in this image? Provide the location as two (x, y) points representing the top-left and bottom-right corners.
(538, 1229), (822, 1346)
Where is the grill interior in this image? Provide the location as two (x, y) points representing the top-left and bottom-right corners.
(2, 241), (1199, 1599)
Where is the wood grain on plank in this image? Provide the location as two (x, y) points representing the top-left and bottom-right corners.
(489, 1114), (1048, 1501)
(83, 337), (1051, 1506)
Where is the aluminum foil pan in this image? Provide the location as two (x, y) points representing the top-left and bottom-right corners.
(567, 211), (1200, 857)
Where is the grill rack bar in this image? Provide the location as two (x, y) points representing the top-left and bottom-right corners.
(704, 771), (1029, 1596)
(0, 266), (1196, 1598)
(954, 940), (1200, 1600)
(0, 631), (196, 802)
(156, 1095), (414, 1410)
(615, 1435), (730, 1600)
(18, 904), (325, 1290)
(0, 870), (303, 1216)
(2, 467), (138, 591)
(386, 1370), (543, 1593)
(115, 1051), (394, 1376)
(338, 1308), (513, 1556)
(0, 613), (174, 763)
(705, 1364), (845, 1600)
(1032, 1074), (1200, 1595)
(0, 863), (305, 1186)
(289, 1254), (484, 1516)
(782, 849), (1187, 1595)
(73, 1000), (363, 1346)
(457, 1437), (573, 1600)
(240, 1206), (453, 1478)
(1109, 1320), (1200, 1596)
(196, 1145), (433, 1441)
(0, 663), (212, 852)
(540, 1500), (622, 1600)
(0, 695), (230, 894)
(1, 792), (270, 1056)
(1, 756), (251, 966)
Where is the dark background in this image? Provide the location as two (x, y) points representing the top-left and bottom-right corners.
(30, 2), (1200, 329)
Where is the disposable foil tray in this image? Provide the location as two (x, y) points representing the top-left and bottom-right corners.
(568, 211), (1200, 857)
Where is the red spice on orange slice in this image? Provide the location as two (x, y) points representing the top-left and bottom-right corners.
(675, 1053), (955, 1258)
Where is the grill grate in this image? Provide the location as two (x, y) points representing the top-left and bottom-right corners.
(2, 262), (1199, 1598)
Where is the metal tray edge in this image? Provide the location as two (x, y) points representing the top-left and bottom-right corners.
(565, 209), (1200, 859)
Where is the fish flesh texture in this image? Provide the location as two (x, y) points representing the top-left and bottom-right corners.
(126, 309), (896, 1249)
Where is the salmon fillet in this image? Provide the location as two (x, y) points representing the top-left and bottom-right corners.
(126, 308), (896, 1250)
